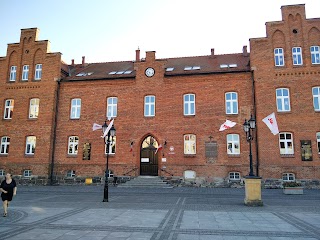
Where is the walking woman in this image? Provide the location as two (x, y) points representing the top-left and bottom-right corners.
(0, 173), (17, 217)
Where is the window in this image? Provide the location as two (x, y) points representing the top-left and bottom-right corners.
(225, 92), (238, 114)
(0, 136), (10, 154)
(144, 95), (155, 117)
(9, 66), (17, 81)
(313, 87), (320, 111)
(184, 134), (196, 154)
(34, 64), (42, 80)
(70, 98), (81, 119)
(274, 48), (284, 66)
(276, 88), (290, 112)
(23, 170), (32, 177)
(292, 47), (303, 65)
(317, 132), (320, 154)
(311, 46), (320, 64)
(4, 99), (14, 119)
(279, 132), (294, 154)
(0, 170), (5, 176)
(22, 65), (29, 80)
(184, 66), (200, 70)
(282, 173), (295, 182)
(184, 94), (195, 116)
(68, 136), (79, 155)
(25, 136), (36, 155)
(107, 97), (118, 118)
(67, 170), (76, 177)
(229, 172), (240, 180)
(105, 136), (116, 154)
(29, 98), (40, 119)
(227, 134), (240, 154)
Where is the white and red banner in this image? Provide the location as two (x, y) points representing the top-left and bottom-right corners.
(219, 120), (236, 131)
(262, 112), (279, 135)
(92, 123), (102, 131)
(155, 144), (163, 155)
(101, 119), (114, 138)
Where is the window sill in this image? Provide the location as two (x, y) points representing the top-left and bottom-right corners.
(0, 154), (8, 157)
(104, 154), (115, 157)
(183, 115), (195, 118)
(24, 154), (35, 158)
(228, 154), (240, 158)
(280, 154), (295, 158)
(184, 154), (196, 158)
(28, 118), (38, 121)
(67, 154), (78, 158)
(70, 118), (80, 120)
(32, 79), (41, 82)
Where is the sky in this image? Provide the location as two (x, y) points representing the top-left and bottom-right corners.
(1, 0), (320, 64)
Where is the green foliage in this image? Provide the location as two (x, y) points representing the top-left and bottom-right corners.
(283, 181), (302, 187)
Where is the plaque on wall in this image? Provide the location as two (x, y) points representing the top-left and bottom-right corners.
(301, 140), (312, 161)
(83, 142), (91, 160)
(205, 141), (218, 163)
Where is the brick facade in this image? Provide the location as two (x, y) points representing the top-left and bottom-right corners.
(0, 4), (319, 186)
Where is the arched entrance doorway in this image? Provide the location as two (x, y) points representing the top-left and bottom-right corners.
(140, 135), (159, 176)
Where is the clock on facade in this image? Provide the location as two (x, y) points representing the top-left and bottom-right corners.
(145, 67), (155, 77)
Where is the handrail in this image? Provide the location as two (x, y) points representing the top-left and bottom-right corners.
(123, 167), (138, 176)
(160, 168), (174, 176)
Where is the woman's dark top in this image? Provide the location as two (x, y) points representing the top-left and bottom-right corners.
(1, 179), (16, 201)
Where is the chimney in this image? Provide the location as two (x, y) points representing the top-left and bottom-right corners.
(145, 51), (156, 62)
(82, 56), (85, 67)
(211, 48), (215, 56)
(71, 59), (75, 66)
(136, 48), (140, 62)
(242, 46), (248, 56)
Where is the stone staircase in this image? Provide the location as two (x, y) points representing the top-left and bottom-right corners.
(118, 176), (173, 188)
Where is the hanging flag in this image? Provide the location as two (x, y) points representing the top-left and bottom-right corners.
(129, 142), (133, 152)
(92, 123), (102, 131)
(155, 144), (163, 155)
(219, 120), (236, 131)
(262, 112), (279, 135)
(101, 119), (114, 138)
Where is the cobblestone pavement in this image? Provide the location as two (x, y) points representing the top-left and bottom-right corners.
(0, 186), (320, 240)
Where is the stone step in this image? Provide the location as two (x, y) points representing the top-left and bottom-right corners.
(118, 176), (173, 188)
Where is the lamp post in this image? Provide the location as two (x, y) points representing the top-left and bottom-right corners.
(102, 120), (116, 202)
(243, 115), (256, 177)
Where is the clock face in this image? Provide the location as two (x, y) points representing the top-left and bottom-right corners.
(145, 67), (155, 77)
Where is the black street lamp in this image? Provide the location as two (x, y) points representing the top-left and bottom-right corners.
(243, 115), (256, 177)
(102, 120), (116, 202)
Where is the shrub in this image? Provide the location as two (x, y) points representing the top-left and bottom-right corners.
(283, 181), (302, 187)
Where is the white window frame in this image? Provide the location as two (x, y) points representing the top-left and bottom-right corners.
(105, 136), (116, 155)
(4, 99), (14, 119)
(229, 172), (241, 181)
(282, 173), (295, 182)
(107, 97), (118, 118)
(0, 169), (5, 176)
(276, 88), (290, 112)
(144, 95), (155, 117)
(25, 136), (36, 155)
(312, 87), (320, 111)
(0, 136), (10, 154)
(29, 98), (40, 119)
(68, 136), (79, 155)
(70, 98), (81, 119)
(292, 47), (303, 65)
(23, 170), (32, 177)
(184, 94), (195, 116)
(274, 48), (284, 66)
(184, 134), (196, 155)
(279, 132), (294, 154)
(67, 170), (76, 178)
(316, 132), (320, 154)
(22, 65), (29, 81)
(9, 66), (17, 81)
(227, 134), (240, 154)
(34, 64), (42, 80)
(225, 92), (238, 114)
(311, 46), (320, 64)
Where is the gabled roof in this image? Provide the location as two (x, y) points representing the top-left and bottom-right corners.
(62, 52), (250, 82)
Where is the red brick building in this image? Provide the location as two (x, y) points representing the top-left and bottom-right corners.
(0, 4), (319, 186)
